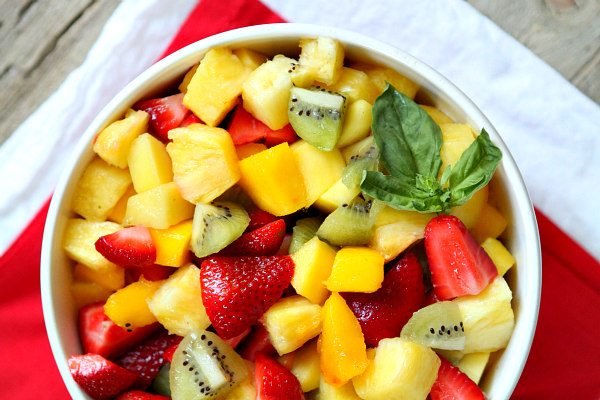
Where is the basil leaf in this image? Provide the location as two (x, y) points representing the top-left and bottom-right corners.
(447, 129), (502, 206)
(371, 84), (443, 181)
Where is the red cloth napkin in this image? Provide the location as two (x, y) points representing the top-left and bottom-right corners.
(1, 0), (599, 398)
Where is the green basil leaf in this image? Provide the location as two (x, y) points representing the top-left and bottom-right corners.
(448, 129), (502, 206)
(371, 84), (443, 181)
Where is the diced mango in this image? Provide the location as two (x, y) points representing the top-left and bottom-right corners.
(183, 48), (250, 126)
(288, 340), (321, 392)
(179, 64), (198, 93)
(323, 67), (378, 104)
(420, 105), (453, 125)
(458, 352), (490, 384)
(107, 185), (136, 224)
(238, 143), (307, 216)
(314, 179), (361, 213)
(319, 377), (361, 400)
(73, 263), (125, 291)
(63, 219), (121, 270)
(298, 38), (344, 85)
(104, 279), (163, 328)
(127, 133), (173, 193)
(326, 247), (384, 293)
(235, 142), (267, 160)
(352, 62), (419, 99)
(71, 281), (114, 309)
(71, 157), (132, 221)
(149, 220), (193, 267)
(450, 185), (489, 229)
(481, 238), (515, 276)
(93, 109), (149, 168)
(337, 100), (372, 148)
(471, 204), (508, 242)
(439, 123), (476, 174)
(291, 236), (336, 305)
(123, 182), (195, 229)
(233, 48), (268, 71)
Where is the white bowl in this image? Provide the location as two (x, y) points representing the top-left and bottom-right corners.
(41, 23), (541, 400)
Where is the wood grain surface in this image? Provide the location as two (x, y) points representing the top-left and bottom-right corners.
(1, 0), (599, 144)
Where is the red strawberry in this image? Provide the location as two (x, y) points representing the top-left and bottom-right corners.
(116, 391), (169, 400)
(343, 251), (425, 347)
(200, 256), (295, 339)
(135, 93), (189, 142)
(117, 331), (182, 389)
(424, 215), (498, 300)
(264, 124), (298, 147)
(162, 336), (183, 364)
(225, 327), (252, 349)
(125, 264), (175, 284)
(238, 324), (277, 361)
(228, 106), (298, 146)
(69, 354), (138, 400)
(247, 208), (279, 231)
(221, 219), (286, 256)
(423, 290), (440, 306)
(95, 226), (156, 269)
(79, 302), (158, 359)
(429, 357), (485, 400)
(179, 113), (201, 127)
(255, 353), (304, 400)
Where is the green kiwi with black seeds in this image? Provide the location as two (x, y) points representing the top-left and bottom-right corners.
(401, 301), (466, 351)
(288, 217), (323, 254)
(316, 197), (380, 246)
(191, 201), (249, 258)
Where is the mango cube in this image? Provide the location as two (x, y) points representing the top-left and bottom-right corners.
(326, 247), (384, 293)
(235, 142), (267, 160)
(298, 38), (344, 85)
(481, 238), (515, 276)
(337, 100), (372, 148)
(471, 204), (508, 242)
(314, 178), (361, 213)
(128, 133), (173, 193)
(458, 352), (490, 384)
(107, 185), (136, 224)
(73, 263), (125, 291)
(420, 105), (453, 125)
(352, 62), (419, 99)
(289, 340), (321, 392)
(104, 279), (163, 328)
(71, 281), (114, 309)
(291, 236), (336, 305)
(93, 109), (149, 168)
(63, 219), (121, 270)
(149, 220), (193, 267)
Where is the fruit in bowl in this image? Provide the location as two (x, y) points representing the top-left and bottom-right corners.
(42, 24), (540, 400)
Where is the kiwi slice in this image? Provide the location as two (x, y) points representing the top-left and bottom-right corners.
(289, 217), (323, 254)
(316, 197), (380, 246)
(342, 144), (379, 189)
(170, 330), (248, 400)
(401, 301), (466, 351)
(152, 364), (171, 397)
(191, 201), (250, 258)
(288, 87), (346, 151)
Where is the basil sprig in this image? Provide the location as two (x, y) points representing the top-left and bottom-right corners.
(360, 84), (502, 214)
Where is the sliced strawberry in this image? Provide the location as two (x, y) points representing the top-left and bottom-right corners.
(238, 324), (277, 361)
(95, 226), (156, 269)
(79, 302), (158, 359)
(264, 124), (298, 147)
(221, 219), (286, 256)
(228, 106), (298, 146)
(69, 353), (138, 400)
(225, 327), (252, 349)
(200, 256), (295, 339)
(255, 353), (304, 400)
(343, 251), (425, 347)
(424, 215), (498, 300)
(135, 93), (189, 142)
(247, 208), (279, 231)
(125, 264), (175, 284)
(117, 331), (182, 389)
(423, 290), (440, 306)
(116, 391), (169, 400)
(429, 357), (485, 400)
(162, 336), (183, 364)
(178, 113), (201, 127)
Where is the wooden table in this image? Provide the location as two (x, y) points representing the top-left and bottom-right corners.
(1, 0), (599, 144)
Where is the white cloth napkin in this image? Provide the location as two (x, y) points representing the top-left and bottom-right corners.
(1, 0), (599, 260)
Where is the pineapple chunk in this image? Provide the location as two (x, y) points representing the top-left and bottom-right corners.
(314, 178), (361, 214)
(178, 64), (198, 93)
(450, 185), (489, 229)
(73, 263), (125, 291)
(291, 140), (346, 206)
(298, 38), (344, 85)
(291, 236), (336, 305)
(352, 62), (419, 99)
(337, 100), (372, 148)
(128, 133), (173, 193)
(321, 293), (368, 386)
(104, 279), (163, 328)
(167, 124), (240, 204)
(149, 220), (193, 267)
(453, 277), (515, 353)
(107, 185), (136, 224)
(481, 238), (516, 276)
(458, 352), (490, 384)
(242, 55), (294, 130)
(353, 338), (440, 400)
(147, 264), (210, 336)
(439, 123), (476, 174)
(471, 204), (508, 242)
(71, 157), (132, 221)
(183, 48), (250, 126)
(63, 219), (121, 270)
(71, 281), (114, 309)
(289, 340), (321, 392)
(225, 361), (256, 400)
(264, 295), (322, 355)
(323, 67), (378, 104)
(319, 377), (361, 400)
(123, 182), (195, 229)
(235, 142), (267, 160)
(326, 247), (384, 293)
(233, 48), (268, 71)
(238, 143), (307, 216)
(93, 109), (149, 168)
(420, 105), (453, 125)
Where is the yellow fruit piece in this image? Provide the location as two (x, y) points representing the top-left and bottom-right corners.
(458, 352), (490, 384)
(71, 157), (132, 221)
(290, 62), (315, 88)
(242, 55), (294, 130)
(481, 238), (515, 276)
(323, 67), (378, 104)
(73, 263), (125, 291)
(183, 48), (250, 126)
(420, 105), (453, 125)
(108, 185), (136, 224)
(149, 220), (193, 267)
(439, 123), (476, 174)
(167, 124), (241, 204)
(225, 361), (256, 400)
(179, 64), (198, 93)
(124, 182), (195, 229)
(353, 338), (440, 400)
(235, 142), (267, 160)
(298, 38), (344, 85)
(320, 376), (361, 400)
(63, 219), (121, 271)
(104, 279), (163, 328)
(238, 143), (307, 216)
(93, 110), (149, 168)
(320, 292), (368, 386)
(71, 281), (114, 309)
(341, 135), (374, 163)
(128, 133), (173, 193)
(471, 204), (508, 242)
(291, 140), (346, 206)
(450, 185), (489, 229)
(264, 295), (322, 355)
(314, 179), (361, 214)
(147, 264), (210, 336)
(326, 247), (384, 293)
(352, 62), (419, 99)
(233, 48), (268, 71)
(289, 340), (321, 392)
(337, 100), (372, 148)
(291, 236), (336, 305)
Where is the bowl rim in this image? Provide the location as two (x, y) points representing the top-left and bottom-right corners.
(41, 22), (541, 400)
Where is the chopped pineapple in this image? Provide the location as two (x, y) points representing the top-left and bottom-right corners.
(63, 219), (121, 270)
(439, 123), (476, 174)
(127, 133), (173, 193)
(458, 352), (490, 384)
(235, 142), (267, 160)
(71, 281), (114, 309)
(336, 100), (372, 148)
(481, 238), (515, 276)
(319, 377), (361, 400)
(326, 247), (384, 293)
(73, 263), (125, 291)
(178, 64), (198, 93)
(352, 62), (419, 99)
(149, 220), (193, 267)
(104, 279), (163, 328)
(93, 109), (149, 168)
(298, 38), (344, 85)
(107, 185), (136, 224)
(420, 105), (453, 125)
(291, 236), (336, 305)
(450, 185), (489, 229)
(323, 67), (378, 104)
(233, 48), (268, 71)
(288, 340), (321, 392)
(471, 204), (508, 242)
(314, 179), (361, 214)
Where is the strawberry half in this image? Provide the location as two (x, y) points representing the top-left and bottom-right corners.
(255, 353), (304, 400)
(264, 124), (298, 147)
(228, 106), (298, 146)
(429, 357), (485, 400)
(135, 93), (189, 142)
(238, 324), (277, 361)
(220, 219), (286, 256)
(116, 391), (169, 400)
(69, 353), (138, 400)
(247, 208), (279, 231)
(125, 264), (175, 284)
(343, 251), (425, 347)
(178, 113), (201, 127)
(95, 226), (156, 269)
(424, 215), (498, 300)
(200, 256), (295, 339)
(79, 302), (158, 359)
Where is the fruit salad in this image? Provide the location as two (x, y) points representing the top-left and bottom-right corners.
(63, 36), (517, 400)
